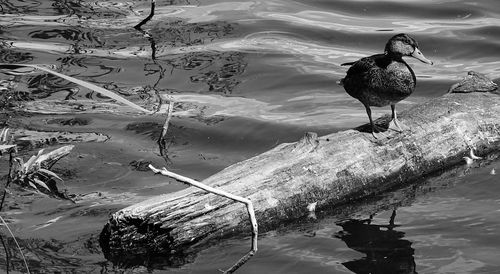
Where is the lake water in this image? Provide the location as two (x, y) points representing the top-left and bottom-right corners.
(1, 0), (500, 273)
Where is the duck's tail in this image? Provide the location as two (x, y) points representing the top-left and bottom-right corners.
(341, 61), (356, 66)
(339, 61), (354, 86)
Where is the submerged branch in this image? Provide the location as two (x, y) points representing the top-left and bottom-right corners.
(0, 63), (154, 114)
(134, 0), (156, 30)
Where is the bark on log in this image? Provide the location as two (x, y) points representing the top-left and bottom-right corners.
(100, 92), (500, 264)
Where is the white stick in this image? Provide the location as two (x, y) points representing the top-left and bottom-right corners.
(148, 165), (258, 273)
(158, 99), (174, 156)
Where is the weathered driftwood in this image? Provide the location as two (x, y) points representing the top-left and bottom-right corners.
(100, 92), (500, 263)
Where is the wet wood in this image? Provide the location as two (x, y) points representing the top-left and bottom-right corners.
(100, 92), (500, 263)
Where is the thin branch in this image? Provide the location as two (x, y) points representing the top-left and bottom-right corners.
(158, 98), (174, 157)
(0, 234), (10, 273)
(0, 216), (30, 274)
(134, 0), (156, 30)
(0, 150), (14, 212)
(133, 0), (157, 60)
(222, 199), (257, 274)
(148, 165), (258, 274)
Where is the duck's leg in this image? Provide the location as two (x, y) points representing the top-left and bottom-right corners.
(364, 104), (385, 139)
(388, 104), (408, 132)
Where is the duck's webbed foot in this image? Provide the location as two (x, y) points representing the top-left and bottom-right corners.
(388, 117), (409, 132)
(364, 105), (388, 139)
(388, 105), (409, 133)
(371, 124), (387, 139)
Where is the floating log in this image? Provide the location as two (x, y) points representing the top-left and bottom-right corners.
(100, 92), (500, 264)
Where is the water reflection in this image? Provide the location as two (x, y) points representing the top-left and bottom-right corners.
(163, 0), (197, 5)
(188, 52), (246, 94)
(29, 28), (104, 47)
(0, 46), (33, 64)
(152, 20), (235, 48)
(142, 19), (247, 94)
(0, 0), (42, 14)
(0, 231), (111, 273)
(53, 0), (132, 19)
(336, 210), (417, 274)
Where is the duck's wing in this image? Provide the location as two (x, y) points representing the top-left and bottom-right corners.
(344, 54), (386, 76)
(342, 52), (387, 66)
(340, 54), (387, 87)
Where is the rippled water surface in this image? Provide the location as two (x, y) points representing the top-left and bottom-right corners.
(1, 0), (500, 273)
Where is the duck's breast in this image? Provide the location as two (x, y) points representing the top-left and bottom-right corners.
(342, 56), (416, 106)
(357, 60), (415, 106)
(383, 61), (416, 96)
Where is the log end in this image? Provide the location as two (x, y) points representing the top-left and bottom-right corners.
(99, 215), (191, 267)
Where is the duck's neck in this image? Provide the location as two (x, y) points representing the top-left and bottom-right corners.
(385, 51), (404, 61)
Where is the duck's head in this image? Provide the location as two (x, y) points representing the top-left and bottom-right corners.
(385, 33), (433, 65)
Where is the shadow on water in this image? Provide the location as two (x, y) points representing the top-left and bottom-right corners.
(335, 210), (417, 274)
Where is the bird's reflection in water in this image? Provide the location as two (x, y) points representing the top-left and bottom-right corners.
(335, 210), (417, 274)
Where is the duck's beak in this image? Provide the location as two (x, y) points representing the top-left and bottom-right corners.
(412, 47), (433, 65)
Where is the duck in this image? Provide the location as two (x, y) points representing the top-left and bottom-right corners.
(340, 33), (433, 138)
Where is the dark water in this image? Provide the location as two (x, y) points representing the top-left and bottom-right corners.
(1, 0), (500, 273)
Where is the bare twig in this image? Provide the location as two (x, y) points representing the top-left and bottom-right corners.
(158, 98), (174, 157)
(148, 165), (258, 274)
(134, 0), (158, 60)
(134, 0), (156, 30)
(0, 216), (30, 274)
